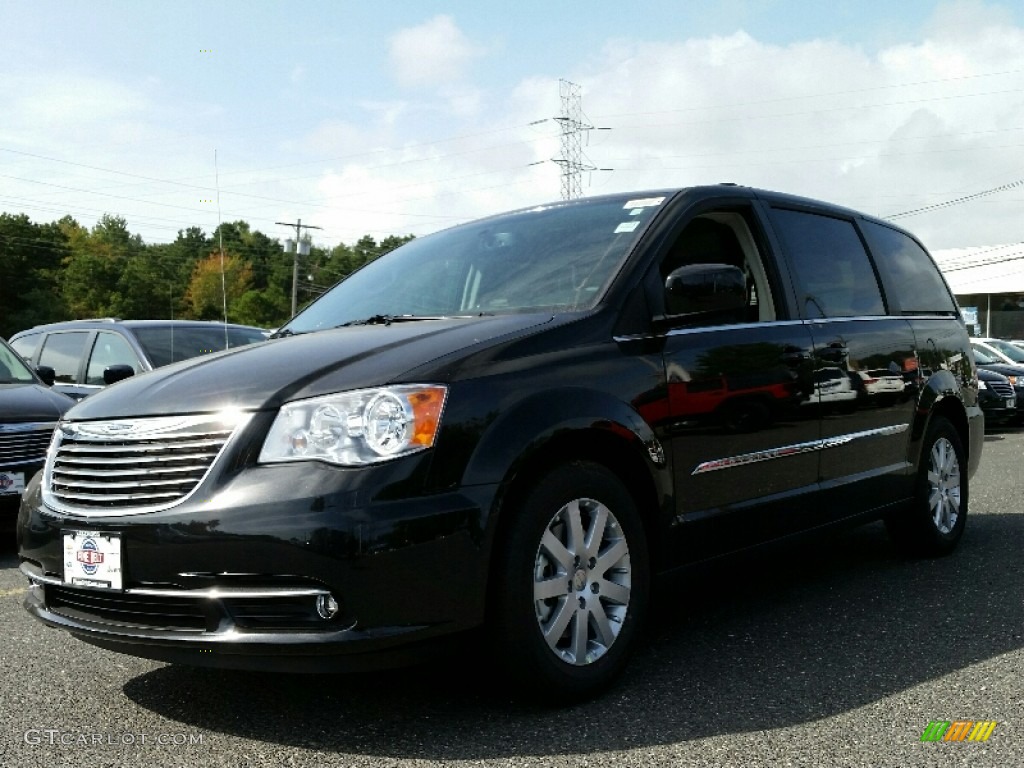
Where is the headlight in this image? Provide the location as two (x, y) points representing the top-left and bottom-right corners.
(259, 384), (447, 466)
(977, 379), (987, 390)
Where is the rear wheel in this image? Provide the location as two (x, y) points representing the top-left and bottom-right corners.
(886, 415), (967, 557)
(494, 461), (649, 702)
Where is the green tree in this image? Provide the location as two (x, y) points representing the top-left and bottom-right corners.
(0, 213), (70, 336)
(61, 214), (142, 318)
(185, 253), (254, 320)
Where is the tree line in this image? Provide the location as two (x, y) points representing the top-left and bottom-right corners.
(0, 212), (414, 338)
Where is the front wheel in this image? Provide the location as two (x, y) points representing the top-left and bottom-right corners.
(886, 415), (967, 557)
(493, 462), (650, 702)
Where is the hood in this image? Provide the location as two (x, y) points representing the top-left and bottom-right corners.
(977, 362), (1024, 380)
(67, 314), (554, 419)
(976, 368), (1009, 382)
(0, 382), (73, 423)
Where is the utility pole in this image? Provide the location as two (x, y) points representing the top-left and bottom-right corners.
(277, 219), (322, 316)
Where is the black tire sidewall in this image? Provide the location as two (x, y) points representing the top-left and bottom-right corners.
(918, 417), (968, 551)
(494, 461), (650, 701)
(889, 416), (968, 557)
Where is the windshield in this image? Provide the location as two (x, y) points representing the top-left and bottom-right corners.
(282, 194), (669, 334)
(0, 338), (36, 384)
(984, 339), (1024, 363)
(132, 326), (267, 368)
(972, 346), (996, 365)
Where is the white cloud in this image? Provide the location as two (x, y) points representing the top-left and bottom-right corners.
(388, 15), (486, 89)
(6, 73), (148, 137)
(5, 3), (1024, 254)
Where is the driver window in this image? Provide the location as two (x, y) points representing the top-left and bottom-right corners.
(86, 332), (140, 385)
(658, 212), (776, 324)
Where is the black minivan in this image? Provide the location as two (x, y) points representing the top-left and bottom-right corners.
(17, 186), (983, 700)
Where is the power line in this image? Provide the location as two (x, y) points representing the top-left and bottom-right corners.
(886, 179), (1024, 219)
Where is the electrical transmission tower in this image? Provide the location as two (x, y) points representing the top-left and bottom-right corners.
(553, 79), (597, 200)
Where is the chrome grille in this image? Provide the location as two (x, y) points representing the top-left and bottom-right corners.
(44, 414), (250, 516)
(0, 422), (57, 467)
(986, 380), (1015, 399)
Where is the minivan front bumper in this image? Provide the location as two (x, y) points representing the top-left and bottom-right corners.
(17, 460), (497, 672)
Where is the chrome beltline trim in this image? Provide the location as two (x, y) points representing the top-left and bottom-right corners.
(614, 319), (805, 343)
(692, 423), (909, 475)
(21, 563), (328, 599)
(613, 313), (957, 343)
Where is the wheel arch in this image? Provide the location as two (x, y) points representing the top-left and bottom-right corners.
(911, 373), (971, 466)
(467, 388), (673, 600)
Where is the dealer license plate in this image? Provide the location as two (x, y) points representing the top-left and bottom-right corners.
(62, 531), (123, 590)
(0, 472), (25, 496)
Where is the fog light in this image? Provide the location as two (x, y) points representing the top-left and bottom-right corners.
(315, 594), (339, 620)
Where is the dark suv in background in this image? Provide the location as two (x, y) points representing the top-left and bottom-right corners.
(10, 319), (267, 399)
(0, 337), (72, 519)
(17, 186), (982, 700)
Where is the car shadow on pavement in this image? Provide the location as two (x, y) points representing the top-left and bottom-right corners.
(121, 513), (1024, 760)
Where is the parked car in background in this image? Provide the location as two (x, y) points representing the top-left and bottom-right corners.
(9, 319), (267, 400)
(970, 345), (1024, 416)
(17, 186), (983, 701)
(857, 367), (907, 403)
(971, 337), (1024, 366)
(0, 337), (73, 518)
(808, 366), (857, 409)
(976, 368), (1017, 427)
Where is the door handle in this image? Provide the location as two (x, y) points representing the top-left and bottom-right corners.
(817, 343), (848, 363)
(781, 348), (809, 366)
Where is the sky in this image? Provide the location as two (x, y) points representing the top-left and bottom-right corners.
(2, 0), (1023, 254)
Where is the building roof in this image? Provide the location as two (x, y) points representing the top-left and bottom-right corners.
(932, 243), (1024, 295)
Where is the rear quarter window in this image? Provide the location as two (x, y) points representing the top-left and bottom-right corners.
(9, 332), (41, 361)
(860, 220), (957, 315)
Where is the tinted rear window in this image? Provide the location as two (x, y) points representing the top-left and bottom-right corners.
(132, 326), (265, 368)
(859, 220), (957, 315)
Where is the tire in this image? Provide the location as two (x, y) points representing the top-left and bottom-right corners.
(493, 461), (650, 702)
(886, 416), (967, 557)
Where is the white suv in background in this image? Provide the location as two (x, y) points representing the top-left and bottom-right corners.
(971, 337), (1024, 367)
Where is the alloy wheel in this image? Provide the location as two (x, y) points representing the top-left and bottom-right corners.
(532, 497), (632, 666)
(927, 436), (961, 535)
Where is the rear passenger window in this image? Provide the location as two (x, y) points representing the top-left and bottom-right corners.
(38, 332), (90, 384)
(771, 208), (885, 319)
(859, 220), (957, 314)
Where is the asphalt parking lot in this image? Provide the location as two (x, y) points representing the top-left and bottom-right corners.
(1, 428), (1022, 768)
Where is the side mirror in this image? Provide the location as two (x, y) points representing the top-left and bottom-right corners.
(103, 364), (135, 385)
(36, 365), (56, 387)
(663, 263), (746, 318)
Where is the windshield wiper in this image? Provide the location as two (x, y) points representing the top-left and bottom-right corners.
(336, 314), (444, 327)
